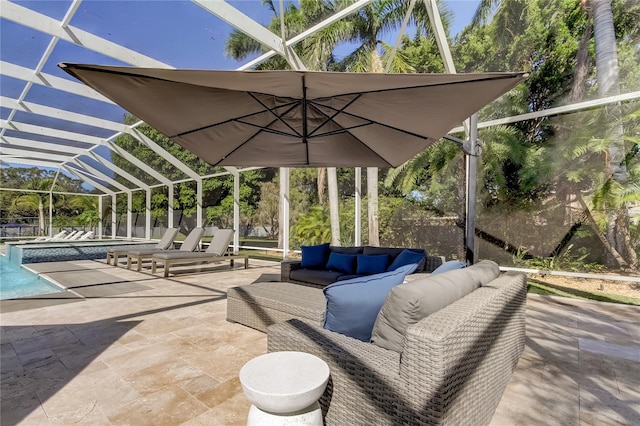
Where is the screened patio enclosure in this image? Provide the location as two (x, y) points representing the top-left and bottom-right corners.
(1, 0), (638, 278)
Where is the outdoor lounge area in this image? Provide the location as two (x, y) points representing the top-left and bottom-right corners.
(1, 258), (638, 425)
(2, 0), (639, 424)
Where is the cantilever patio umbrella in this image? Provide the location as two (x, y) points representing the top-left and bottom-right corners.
(60, 64), (526, 168)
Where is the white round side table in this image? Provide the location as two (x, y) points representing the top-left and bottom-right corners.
(239, 351), (330, 426)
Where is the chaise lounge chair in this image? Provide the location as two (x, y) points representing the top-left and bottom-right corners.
(78, 231), (94, 240)
(106, 227), (179, 266)
(151, 229), (248, 277)
(68, 231), (88, 240)
(63, 230), (81, 240)
(35, 230), (68, 241)
(126, 227), (204, 271)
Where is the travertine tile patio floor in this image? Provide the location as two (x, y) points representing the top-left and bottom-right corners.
(1, 258), (638, 425)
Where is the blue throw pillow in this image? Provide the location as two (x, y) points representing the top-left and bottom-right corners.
(301, 243), (330, 269)
(432, 260), (467, 274)
(326, 252), (357, 274)
(387, 249), (426, 272)
(356, 254), (389, 275)
(323, 263), (416, 341)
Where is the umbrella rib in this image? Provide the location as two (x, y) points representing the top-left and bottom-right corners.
(306, 94), (362, 138)
(212, 100), (303, 165)
(234, 119), (300, 138)
(248, 92), (302, 138)
(311, 73), (525, 100)
(303, 103), (396, 168)
(309, 101), (430, 141)
(172, 100), (300, 138)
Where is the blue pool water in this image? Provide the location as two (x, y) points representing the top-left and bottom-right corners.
(0, 255), (64, 300)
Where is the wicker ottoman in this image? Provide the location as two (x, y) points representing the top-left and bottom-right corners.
(226, 281), (326, 332)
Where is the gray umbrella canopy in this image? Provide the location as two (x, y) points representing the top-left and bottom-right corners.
(60, 64), (526, 168)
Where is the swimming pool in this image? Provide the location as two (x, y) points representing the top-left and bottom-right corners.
(0, 255), (65, 300)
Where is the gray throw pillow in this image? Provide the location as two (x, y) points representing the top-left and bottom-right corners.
(370, 268), (483, 353)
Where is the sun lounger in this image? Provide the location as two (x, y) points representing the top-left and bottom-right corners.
(63, 230), (80, 240)
(151, 229), (248, 277)
(126, 227), (204, 271)
(68, 231), (87, 240)
(35, 230), (68, 241)
(106, 227), (179, 266)
(78, 231), (94, 240)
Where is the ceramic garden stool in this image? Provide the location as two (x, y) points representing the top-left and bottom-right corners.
(239, 351), (330, 425)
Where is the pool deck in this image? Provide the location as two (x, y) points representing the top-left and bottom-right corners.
(1, 259), (639, 425)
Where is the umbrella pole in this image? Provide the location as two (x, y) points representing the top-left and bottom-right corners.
(464, 114), (479, 264)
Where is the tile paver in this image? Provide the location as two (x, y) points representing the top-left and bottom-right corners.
(1, 258), (639, 425)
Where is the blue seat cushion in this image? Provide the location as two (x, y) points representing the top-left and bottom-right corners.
(300, 243), (331, 269)
(323, 263), (417, 341)
(356, 254), (389, 275)
(388, 249), (426, 272)
(326, 252), (357, 275)
(290, 269), (343, 286)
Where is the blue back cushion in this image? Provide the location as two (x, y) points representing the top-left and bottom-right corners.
(356, 254), (389, 275)
(387, 249), (426, 272)
(301, 243), (330, 269)
(326, 252), (357, 274)
(432, 260), (467, 274)
(323, 264), (416, 341)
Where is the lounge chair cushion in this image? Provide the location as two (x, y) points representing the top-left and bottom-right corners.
(300, 243), (330, 269)
(371, 266), (487, 353)
(127, 248), (170, 256)
(153, 251), (217, 260)
(322, 264), (416, 342)
(325, 252), (356, 275)
(356, 254), (389, 275)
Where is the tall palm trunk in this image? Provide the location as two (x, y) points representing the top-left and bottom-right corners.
(367, 167), (379, 246)
(327, 167), (341, 245)
(592, 0), (626, 182)
(591, 0), (636, 269)
(38, 198), (46, 236)
(367, 51), (384, 246)
(317, 168), (326, 205)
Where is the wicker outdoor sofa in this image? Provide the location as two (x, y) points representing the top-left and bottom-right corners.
(227, 261), (527, 425)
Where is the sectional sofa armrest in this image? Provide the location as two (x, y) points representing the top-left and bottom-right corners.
(280, 259), (302, 282)
(267, 319), (403, 425)
(398, 272), (527, 425)
(423, 255), (446, 272)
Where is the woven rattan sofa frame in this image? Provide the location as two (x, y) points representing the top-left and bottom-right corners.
(266, 272), (527, 426)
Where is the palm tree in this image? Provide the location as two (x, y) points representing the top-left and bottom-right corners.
(70, 195), (101, 230)
(13, 178), (55, 236)
(471, 0), (637, 270)
(226, 0), (438, 246)
(328, 1), (440, 245)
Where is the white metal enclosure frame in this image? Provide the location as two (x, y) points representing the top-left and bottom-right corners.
(1, 0), (638, 258)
